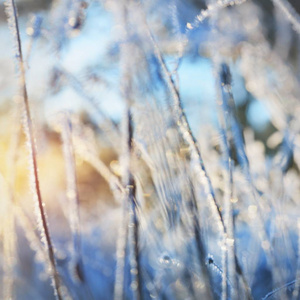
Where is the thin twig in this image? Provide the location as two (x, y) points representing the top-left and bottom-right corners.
(262, 278), (299, 300)
(272, 0), (300, 35)
(60, 114), (94, 299)
(5, 1), (63, 298)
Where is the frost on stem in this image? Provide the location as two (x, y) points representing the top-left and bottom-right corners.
(272, 0), (300, 35)
(5, 1), (63, 299)
(0, 174), (16, 300)
(262, 279), (300, 300)
(61, 116), (81, 244)
(186, 0), (247, 31)
(66, 116), (124, 201)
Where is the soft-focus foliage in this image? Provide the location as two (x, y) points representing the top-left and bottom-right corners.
(0, 0), (300, 299)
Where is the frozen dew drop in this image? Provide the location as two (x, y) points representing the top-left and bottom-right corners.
(159, 253), (172, 267)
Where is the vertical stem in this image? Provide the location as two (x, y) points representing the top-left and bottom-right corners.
(218, 63), (253, 300)
(215, 63), (238, 300)
(126, 110), (143, 300)
(114, 2), (143, 299)
(5, 1), (62, 299)
(61, 115), (94, 299)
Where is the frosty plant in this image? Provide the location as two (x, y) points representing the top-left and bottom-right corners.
(1, 0), (300, 299)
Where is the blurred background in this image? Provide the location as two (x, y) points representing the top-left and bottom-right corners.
(1, 0), (300, 299)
